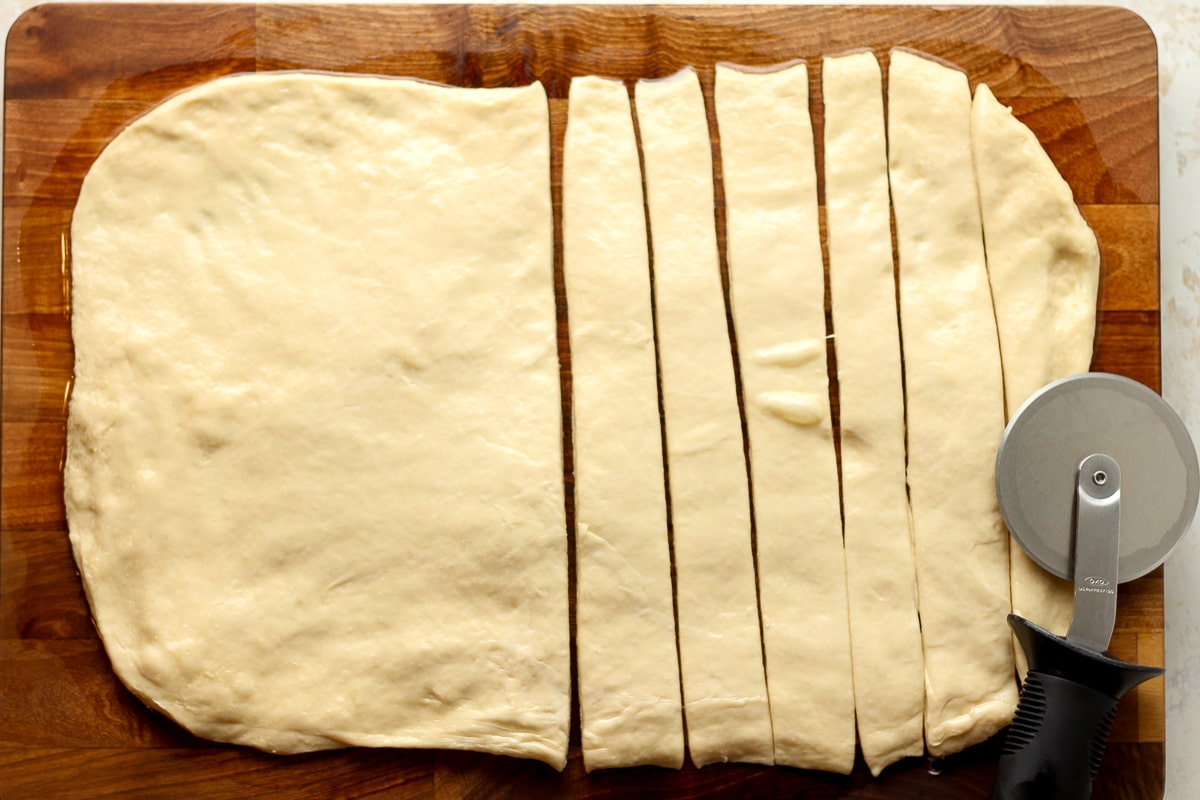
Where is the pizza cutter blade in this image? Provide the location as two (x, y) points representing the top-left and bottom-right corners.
(990, 373), (1199, 800)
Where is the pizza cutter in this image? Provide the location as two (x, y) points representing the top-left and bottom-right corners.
(991, 372), (1199, 800)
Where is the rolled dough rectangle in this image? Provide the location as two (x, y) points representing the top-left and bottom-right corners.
(66, 74), (570, 767)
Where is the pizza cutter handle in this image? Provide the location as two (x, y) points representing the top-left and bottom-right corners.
(990, 615), (1163, 800)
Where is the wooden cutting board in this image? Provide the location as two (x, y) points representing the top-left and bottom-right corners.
(0, 4), (1162, 798)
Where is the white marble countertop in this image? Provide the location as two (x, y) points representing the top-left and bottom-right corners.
(3, 0), (1197, 796)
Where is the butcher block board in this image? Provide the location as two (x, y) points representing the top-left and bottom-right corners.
(0, 4), (1162, 798)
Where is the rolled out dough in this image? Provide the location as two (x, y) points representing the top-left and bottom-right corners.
(970, 82), (1102, 649)
(65, 73), (570, 766)
(635, 68), (775, 768)
(887, 50), (1018, 757)
(563, 75), (685, 771)
(822, 51), (926, 775)
(715, 62), (855, 774)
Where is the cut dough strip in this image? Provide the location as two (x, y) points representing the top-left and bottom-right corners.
(887, 50), (1018, 757)
(970, 82), (1102, 654)
(635, 67), (775, 768)
(821, 50), (926, 775)
(563, 75), (685, 771)
(715, 61), (855, 774)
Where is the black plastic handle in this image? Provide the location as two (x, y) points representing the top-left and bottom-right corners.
(990, 615), (1163, 800)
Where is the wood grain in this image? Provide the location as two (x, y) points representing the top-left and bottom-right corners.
(0, 4), (1162, 798)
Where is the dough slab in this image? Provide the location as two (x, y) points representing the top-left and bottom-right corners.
(63, 56), (1101, 777)
(65, 73), (570, 767)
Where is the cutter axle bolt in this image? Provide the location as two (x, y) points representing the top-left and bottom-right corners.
(1093, 470), (1108, 486)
